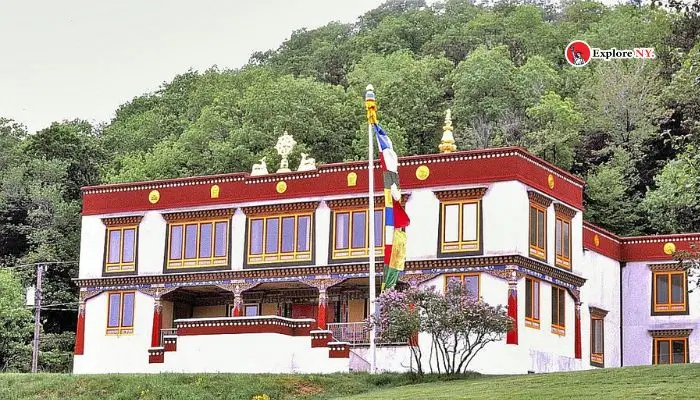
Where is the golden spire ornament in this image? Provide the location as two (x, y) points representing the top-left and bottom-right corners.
(439, 109), (457, 153)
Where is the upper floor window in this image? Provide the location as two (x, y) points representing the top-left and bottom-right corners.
(652, 269), (688, 314)
(435, 188), (486, 256)
(332, 208), (383, 260)
(107, 291), (135, 335)
(551, 285), (566, 335)
(244, 201), (319, 267)
(102, 216), (142, 275)
(528, 191), (552, 261)
(525, 277), (540, 329)
(164, 209), (234, 271)
(554, 204), (576, 269)
(445, 273), (480, 299)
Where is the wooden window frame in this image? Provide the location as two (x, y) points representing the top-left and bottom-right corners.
(104, 225), (138, 274)
(439, 200), (482, 255)
(554, 216), (572, 269)
(551, 285), (566, 335)
(590, 307), (608, 367)
(651, 270), (688, 315)
(652, 337), (689, 365)
(246, 212), (314, 266)
(525, 277), (540, 329)
(106, 291), (135, 335)
(444, 273), (481, 299)
(243, 303), (260, 317)
(166, 218), (230, 271)
(529, 204), (547, 261)
(330, 207), (384, 261)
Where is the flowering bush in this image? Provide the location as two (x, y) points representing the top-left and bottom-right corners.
(368, 279), (513, 375)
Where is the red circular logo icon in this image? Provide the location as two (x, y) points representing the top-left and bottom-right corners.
(565, 41), (591, 67)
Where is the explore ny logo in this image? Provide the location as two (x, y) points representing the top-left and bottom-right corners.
(565, 40), (656, 67)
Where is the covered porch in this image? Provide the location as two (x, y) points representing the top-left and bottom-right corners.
(155, 278), (398, 347)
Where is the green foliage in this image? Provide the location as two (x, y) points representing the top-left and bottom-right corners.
(525, 92), (582, 169)
(0, 269), (33, 372)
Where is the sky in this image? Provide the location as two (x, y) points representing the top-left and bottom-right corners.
(0, 0), (396, 133)
(1, 0), (624, 133)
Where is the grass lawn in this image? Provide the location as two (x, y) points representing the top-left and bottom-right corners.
(339, 364), (700, 400)
(0, 364), (696, 400)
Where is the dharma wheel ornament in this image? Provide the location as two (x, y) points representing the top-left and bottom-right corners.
(439, 109), (457, 153)
(275, 131), (297, 173)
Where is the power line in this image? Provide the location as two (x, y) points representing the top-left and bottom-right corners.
(1, 261), (78, 271)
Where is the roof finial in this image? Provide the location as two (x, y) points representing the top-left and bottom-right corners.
(439, 109), (457, 153)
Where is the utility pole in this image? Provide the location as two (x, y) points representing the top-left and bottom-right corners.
(31, 263), (44, 373)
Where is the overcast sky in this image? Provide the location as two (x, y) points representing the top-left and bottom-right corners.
(1, 0), (622, 133)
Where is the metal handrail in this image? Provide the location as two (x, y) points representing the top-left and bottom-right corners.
(327, 322), (407, 346)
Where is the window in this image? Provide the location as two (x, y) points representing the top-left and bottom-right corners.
(551, 286), (566, 335)
(440, 200), (481, 254)
(653, 338), (688, 364)
(247, 213), (312, 265)
(244, 304), (260, 316)
(591, 317), (604, 366)
(652, 270), (687, 314)
(555, 216), (571, 269)
(525, 277), (540, 329)
(590, 307), (608, 367)
(104, 226), (137, 273)
(529, 204), (546, 260)
(332, 209), (383, 259)
(445, 273), (480, 299)
(167, 219), (229, 269)
(106, 291), (135, 335)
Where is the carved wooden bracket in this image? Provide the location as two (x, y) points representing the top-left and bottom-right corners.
(216, 282), (259, 296)
(434, 187), (487, 201)
(163, 208), (236, 222)
(242, 201), (319, 216)
(137, 287), (179, 299)
(303, 278), (346, 291)
(649, 329), (693, 338)
(554, 203), (577, 219)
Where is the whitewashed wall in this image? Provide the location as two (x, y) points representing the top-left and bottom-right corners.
(73, 291), (155, 374)
(581, 250), (622, 368)
(230, 208), (246, 270)
(482, 181), (529, 257)
(315, 201), (331, 264)
(622, 261), (700, 366)
(155, 332), (348, 374)
(78, 216), (106, 279)
(138, 211), (166, 275)
(405, 189), (439, 260)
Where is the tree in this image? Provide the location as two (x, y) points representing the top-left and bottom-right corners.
(0, 269), (33, 372)
(524, 91), (582, 170)
(423, 280), (512, 374)
(369, 281), (512, 375)
(673, 242), (700, 291)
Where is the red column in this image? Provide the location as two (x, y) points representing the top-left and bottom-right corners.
(317, 289), (327, 329)
(574, 302), (582, 359)
(232, 294), (243, 317)
(506, 281), (518, 345)
(74, 302), (86, 355)
(151, 298), (162, 348)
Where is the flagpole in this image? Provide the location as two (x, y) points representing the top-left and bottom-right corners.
(366, 84), (377, 374)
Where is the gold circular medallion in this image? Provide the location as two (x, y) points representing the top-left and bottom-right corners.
(663, 242), (676, 255)
(148, 190), (160, 204)
(547, 174), (555, 189)
(593, 234), (600, 247)
(416, 165), (430, 181)
(276, 181), (287, 194)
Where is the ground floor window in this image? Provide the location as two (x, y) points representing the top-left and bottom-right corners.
(106, 291), (135, 335)
(653, 337), (688, 364)
(590, 317), (604, 366)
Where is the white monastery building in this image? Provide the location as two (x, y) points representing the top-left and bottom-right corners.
(72, 124), (699, 374)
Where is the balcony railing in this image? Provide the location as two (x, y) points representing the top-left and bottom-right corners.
(160, 328), (177, 345)
(327, 322), (407, 346)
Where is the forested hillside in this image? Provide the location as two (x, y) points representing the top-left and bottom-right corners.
(0, 0), (699, 372)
